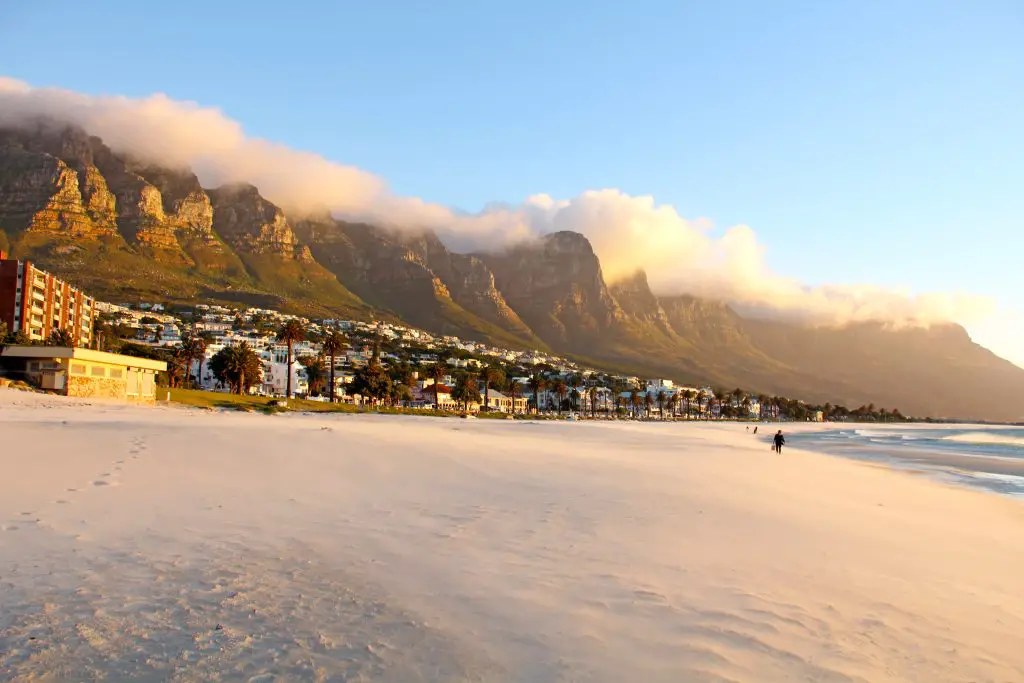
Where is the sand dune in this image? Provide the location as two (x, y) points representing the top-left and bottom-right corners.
(1, 390), (1022, 682)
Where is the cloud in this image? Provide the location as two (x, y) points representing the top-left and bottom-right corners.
(0, 77), (993, 327)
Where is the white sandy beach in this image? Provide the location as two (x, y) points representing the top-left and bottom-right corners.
(1, 389), (1022, 682)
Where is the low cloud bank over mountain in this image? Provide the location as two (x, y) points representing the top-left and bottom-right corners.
(0, 77), (991, 327)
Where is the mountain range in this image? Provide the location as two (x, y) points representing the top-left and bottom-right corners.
(1, 123), (1022, 421)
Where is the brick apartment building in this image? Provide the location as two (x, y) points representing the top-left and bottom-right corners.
(0, 251), (96, 347)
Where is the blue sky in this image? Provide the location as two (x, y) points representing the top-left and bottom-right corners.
(2, 1), (1022, 364)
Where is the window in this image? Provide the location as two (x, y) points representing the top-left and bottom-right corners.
(90, 366), (106, 378)
(71, 364), (86, 375)
(109, 369), (124, 379)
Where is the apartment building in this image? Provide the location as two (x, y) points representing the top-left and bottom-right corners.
(0, 251), (96, 347)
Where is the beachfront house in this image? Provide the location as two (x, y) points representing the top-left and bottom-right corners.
(0, 346), (166, 404)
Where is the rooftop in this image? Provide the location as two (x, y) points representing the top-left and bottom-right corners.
(0, 346), (168, 372)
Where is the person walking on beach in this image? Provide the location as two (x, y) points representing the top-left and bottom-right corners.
(753, 426), (758, 435)
(773, 430), (785, 453)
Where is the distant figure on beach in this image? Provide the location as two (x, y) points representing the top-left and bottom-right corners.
(753, 426), (758, 435)
(773, 430), (785, 453)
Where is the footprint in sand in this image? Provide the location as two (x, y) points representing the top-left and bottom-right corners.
(93, 479), (118, 487)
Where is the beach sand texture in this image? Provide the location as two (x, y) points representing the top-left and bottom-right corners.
(1, 389), (1022, 682)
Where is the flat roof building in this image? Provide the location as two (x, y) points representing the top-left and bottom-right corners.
(0, 346), (167, 404)
(0, 251), (96, 348)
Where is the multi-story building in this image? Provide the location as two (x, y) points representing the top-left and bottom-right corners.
(0, 252), (96, 347)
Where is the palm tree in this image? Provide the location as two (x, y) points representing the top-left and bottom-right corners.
(47, 327), (75, 347)
(300, 354), (328, 397)
(630, 391), (643, 418)
(588, 385), (598, 418)
(713, 388), (728, 419)
(276, 319), (306, 399)
(210, 342), (262, 395)
(656, 390), (666, 420)
(683, 389), (694, 419)
(528, 374), (546, 415)
(180, 332), (207, 388)
(644, 392), (654, 419)
(741, 395), (752, 418)
(167, 349), (188, 389)
(667, 393), (678, 419)
(568, 375), (582, 412)
(697, 390), (708, 420)
(321, 328), (347, 403)
(508, 379), (522, 414)
(732, 387), (744, 409)
(552, 379), (568, 416)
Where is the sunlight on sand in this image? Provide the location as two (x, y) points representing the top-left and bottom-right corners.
(1, 390), (1022, 682)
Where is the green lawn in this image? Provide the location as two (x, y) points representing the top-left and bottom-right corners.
(166, 388), (453, 417)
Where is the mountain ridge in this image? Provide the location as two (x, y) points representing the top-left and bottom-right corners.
(1, 123), (1022, 421)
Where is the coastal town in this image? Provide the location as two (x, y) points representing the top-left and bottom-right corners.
(0, 254), (905, 423)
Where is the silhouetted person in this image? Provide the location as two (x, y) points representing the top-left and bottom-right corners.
(773, 430), (785, 453)
(753, 426), (758, 435)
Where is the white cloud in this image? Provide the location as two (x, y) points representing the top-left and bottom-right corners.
(0, 77), (996, 329)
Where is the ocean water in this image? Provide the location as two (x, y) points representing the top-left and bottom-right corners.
(791, 426), (1024, 498)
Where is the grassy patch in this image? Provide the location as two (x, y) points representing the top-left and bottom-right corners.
(167, 388), (457, 417)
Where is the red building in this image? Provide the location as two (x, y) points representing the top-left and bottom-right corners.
(0, 251), (96, 347)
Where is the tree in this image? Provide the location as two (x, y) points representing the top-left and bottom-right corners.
(300, 354), (327, 397)
(0, 320), (7, 353)
(568, 374), (582, 411)
(209, 342), (262, 395)
(630, 391), (643, 418)
(351, 356), (392, 405)
(451, 372), (482, 412)
(179, 333), (207, 388)
(528, 374), (546, 415)
(276, 319), (306, 399)
(166, 349), (188, 389)
(47, 327), (75, 347)
(713, 388), (729, 419)
(508, 379), (522, 414)
(482, 365), (505, 411)
(697, 390), (708, 419)
(321, 328), (347, 403)
(588, 385), (599, 418)
(644, 391), (654, 419)
(552, 378), (568, 416)
(667, 392), (678, 419)
(732, 387), (744, 408)
(154, 325), (164, 344)
(656, 390), (666, 419)
(429, 361), (447, 409)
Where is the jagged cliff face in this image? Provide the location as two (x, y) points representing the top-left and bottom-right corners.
(479, 231), (625, 348)
(609, 270), (673, 331)
(208, 184), (305, 259)
(1, 122), (1022, 419)
(0, 125), (240, 273)
(294, 217), (541, 347)
(0, 128), (118, 239)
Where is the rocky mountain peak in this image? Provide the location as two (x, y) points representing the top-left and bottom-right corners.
(207, 184), (299, 257)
